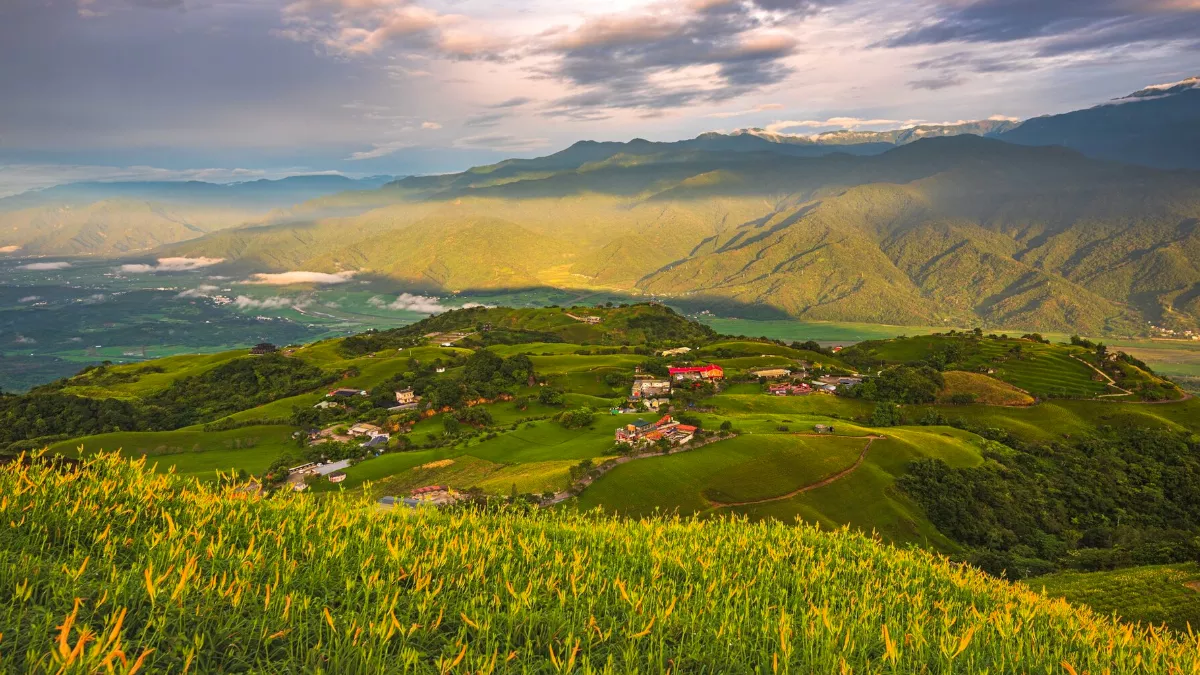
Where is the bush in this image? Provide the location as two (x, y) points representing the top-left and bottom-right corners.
(558, 407), (595, 429)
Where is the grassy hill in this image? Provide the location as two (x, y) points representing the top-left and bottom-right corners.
(4, 453), (1200, 673)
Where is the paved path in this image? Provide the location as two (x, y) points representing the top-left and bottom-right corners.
(707, 435), (884, 508)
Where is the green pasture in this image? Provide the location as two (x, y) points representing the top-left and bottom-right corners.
(1031, 563), (1200, 632)
(47, 425), (297, 478)
(57, 350), (246, 399)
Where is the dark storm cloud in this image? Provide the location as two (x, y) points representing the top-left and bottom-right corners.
(885, 0), (1200, 56)
(542, 0), (841, 114)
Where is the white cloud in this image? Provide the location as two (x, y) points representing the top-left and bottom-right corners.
(233, 295), (296, 309)
(15, 334), (36, 345)
(764, 117), (910, 133)
(245, 270), (357, 285)
(368, 292), (449, 313)
(176, 284), (220, 298)
(421, 121), (442, 130)
(706, 103), (785, 119)
(0, 245), (21, 254)
(119, 257), (225, 273)
(79, 294), (107, 304)
(18, 295), (41, 302)
(347, 140), (415, 161)
(18, 262), (72, 271)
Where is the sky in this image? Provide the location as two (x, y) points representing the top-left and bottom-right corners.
(1, 0), (1198, 196)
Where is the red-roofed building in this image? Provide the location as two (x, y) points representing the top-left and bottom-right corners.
(676, 424), (697, 434)
(668, 364), (724, 381)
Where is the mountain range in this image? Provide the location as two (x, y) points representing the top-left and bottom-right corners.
(5, 78), (1200, 334)
(0, 175), (393, 256)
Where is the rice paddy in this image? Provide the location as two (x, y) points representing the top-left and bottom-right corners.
(4, 452), (1199, 673)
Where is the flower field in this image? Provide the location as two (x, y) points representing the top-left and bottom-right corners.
(2, 452), (1199, 673)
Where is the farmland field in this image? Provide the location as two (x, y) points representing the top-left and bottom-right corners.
(1031, 563), (1200, 632)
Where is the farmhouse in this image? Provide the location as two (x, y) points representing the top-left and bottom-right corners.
(349, 423), (383, 437)
(360, 435), (389, 449)
(328, 471), (347, 483)
(614, 415), (686, 446)
(660, 347), (692, 357)
(813, 424), (834, 434)
(668, 364), (724, 381)
(329, 388), (366, 398)
(249, 342), (278, 355)
(630, 378), (671, 399)
(395, 388), (417, 405)
(751, 368), (792, 379)
(768, 383), (812, 396)
(313, 400), (340, 409)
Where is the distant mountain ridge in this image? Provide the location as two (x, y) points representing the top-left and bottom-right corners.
(0, 174), (395, 256)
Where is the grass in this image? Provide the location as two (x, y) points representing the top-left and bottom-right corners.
(1030, 563), (1200, 632)
(57, 350), (246, 399)
(576, 425), (985, 550)
(5, 453), (1200, 673)
(575, 433), (869, 516)
(44, 425), (297, 478)
(938, 371), (1035, 406)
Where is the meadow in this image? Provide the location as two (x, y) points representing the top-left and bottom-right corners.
(4, 453), (1200, 674)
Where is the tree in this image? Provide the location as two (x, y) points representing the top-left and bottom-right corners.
(720, 420), (733, 432)
(869, 402), (903, 427)
(538, 387), (564, 406)
(442, 415), (462, 436)
(558, 407), (595, 429)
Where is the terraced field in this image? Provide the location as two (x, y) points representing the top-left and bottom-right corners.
(1031, 563), (1200, 632)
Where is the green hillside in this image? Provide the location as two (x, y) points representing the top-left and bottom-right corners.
(161, 136), (1200, 335)
(4, 453), (1200, 673)
(7, 306), (1200, 635)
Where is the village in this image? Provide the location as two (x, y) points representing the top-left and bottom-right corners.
(280, 334), (863, 508)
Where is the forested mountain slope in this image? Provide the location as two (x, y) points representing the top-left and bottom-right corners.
(169, 136), (1200, 334)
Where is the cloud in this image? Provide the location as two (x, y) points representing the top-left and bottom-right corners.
(883, 0), (1200, 59)
(278, 0), (506, 60)
(464, 112), (507, 128)
(79, 294), (107, 304)
(347, 140), (414, 161)
(15, 334), (36, 345)
(18, 295), (41, 303)
(18, 262), (72, 271)
(452, 134), (550, 151)
(233, 295), (297, 309)
(909, 74), (967, 90)
(245, 270), (357, 285)
(489, 97), (532, 109)
(176, 284), (220, 298)
(706, 103), (785, 118)
(540, 1), (839, 115)
(119, 257), (224, 273)
(0, 245), (21, 254)
(421, 121), (442, 130)
(764, 117), (905, 133)
(368, 292), (448, 313)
